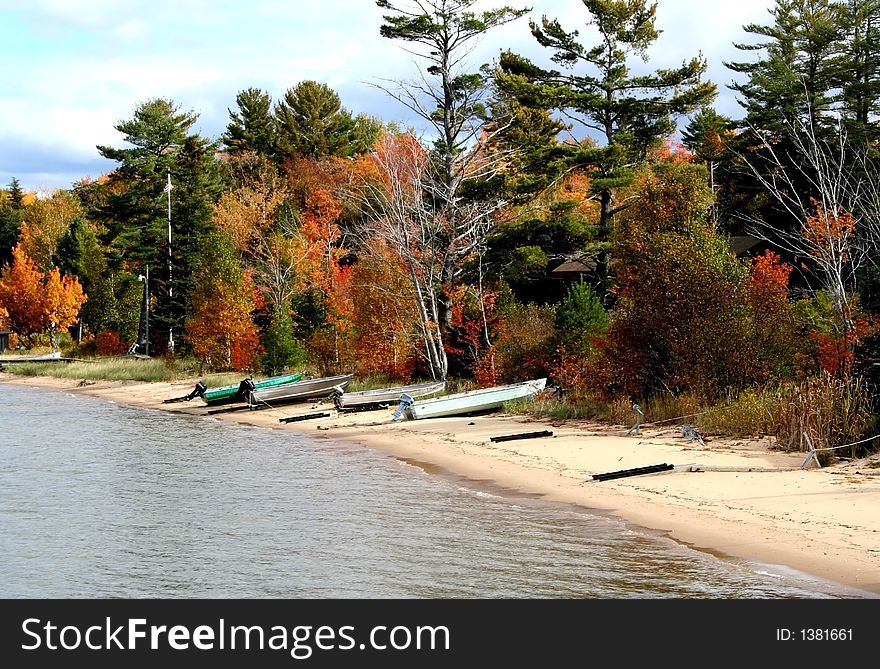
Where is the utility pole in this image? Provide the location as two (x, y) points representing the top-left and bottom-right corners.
(164, 172), (174, 353)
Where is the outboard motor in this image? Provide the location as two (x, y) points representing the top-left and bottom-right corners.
(235, 377), (256, 402)
(330, 386), (345, 410)
(391, 393), (414, 421)
(185, 381), (208, 401)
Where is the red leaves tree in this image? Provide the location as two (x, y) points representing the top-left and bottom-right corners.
(746, 251), (799, 380)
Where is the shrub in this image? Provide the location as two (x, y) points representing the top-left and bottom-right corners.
(700, 374), (876, 461)
(95, 330), (127, 356)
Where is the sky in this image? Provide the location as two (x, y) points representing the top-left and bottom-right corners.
(0, 0), (777, 194)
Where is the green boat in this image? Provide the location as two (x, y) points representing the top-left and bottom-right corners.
(200, 373), (303, 405)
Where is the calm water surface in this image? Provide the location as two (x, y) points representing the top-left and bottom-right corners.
(0, 383), (873, 599)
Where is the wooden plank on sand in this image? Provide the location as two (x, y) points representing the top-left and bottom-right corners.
(489, 430), (554, 443)
(279, 412), (332, 423)
(592, 463), (674, 481)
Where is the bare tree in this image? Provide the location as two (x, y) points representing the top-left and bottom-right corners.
(373, 0), (526, 325)
(736, 111), (880, 342)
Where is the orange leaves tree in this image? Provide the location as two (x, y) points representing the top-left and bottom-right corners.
(345, 246), (420, 380)
(0, 244), (86, 350)
(184, 232), (262, 371)
(745, 250), (800, 380)
(43, 266), (87, 351)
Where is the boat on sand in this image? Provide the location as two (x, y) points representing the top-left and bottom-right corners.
(331, 380), (446, 412)
(249, 374), (353, 407)
(394, 378), (547, 420)
(199, 372), (303, 406)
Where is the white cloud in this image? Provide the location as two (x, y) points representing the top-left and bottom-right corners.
(1, 0), (780, 191)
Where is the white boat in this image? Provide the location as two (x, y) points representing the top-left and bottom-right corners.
(332, 380), (446, 412)
(250, 374), (353, 406)
(396, 378), (547, 420)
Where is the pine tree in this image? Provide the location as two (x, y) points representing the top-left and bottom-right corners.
(0, 177), (25, 266)
(91, 98), (221, 354)
(836, 0), (880, 145)
(222, 87), (278, 157)
(725, 0), (841, 134)
(274, 81), (373, 159)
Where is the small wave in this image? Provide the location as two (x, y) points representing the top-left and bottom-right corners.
(754, 569), (784, 580)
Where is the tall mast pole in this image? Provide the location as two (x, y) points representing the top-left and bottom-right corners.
(165, 172), (174, 353)
(144, 265), (150, 357)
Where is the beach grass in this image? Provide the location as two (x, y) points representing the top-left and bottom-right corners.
(0, 357), (191, 382)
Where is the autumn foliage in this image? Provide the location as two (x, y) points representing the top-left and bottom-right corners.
(0, 244), (86, 348)
(344, 248), (418, 380)
(185, 234), (262, 371)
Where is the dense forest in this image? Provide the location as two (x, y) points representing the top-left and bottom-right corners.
(3, 0), (880, 455)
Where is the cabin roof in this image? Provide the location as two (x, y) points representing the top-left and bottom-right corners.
(551, 260), (592, 276)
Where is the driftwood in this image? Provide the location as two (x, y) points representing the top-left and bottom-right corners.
(592, 463), (674, 482)
(489, 430), (554, 443)
(279, 412), (332, 424)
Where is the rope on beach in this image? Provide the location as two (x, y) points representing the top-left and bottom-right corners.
(807, 432), (880, 452)
(638, 412), (705, 428)
(627, 404), (705, 436)
(800, 431), (880, 469)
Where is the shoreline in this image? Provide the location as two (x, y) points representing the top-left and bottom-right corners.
(4, 372), (880, 596)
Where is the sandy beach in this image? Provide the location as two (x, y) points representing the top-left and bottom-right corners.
(4, 372), (880, 596)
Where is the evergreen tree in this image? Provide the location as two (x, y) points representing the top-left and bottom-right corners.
(91, 98), (221, 354)
(836, 0), (880, 145)
(262, 310), (307, 374)
(553, 281), (607, 355)
(722, 0), (880, 235)
(0, 177), (25, 267)
(54, 217), (117, 337)
(222, 87), (278, 157)
(725, 0), (841, 134)
(682, 108), (737, 223)
(274, 81), (375, 159)
(495, 0), (716, 291)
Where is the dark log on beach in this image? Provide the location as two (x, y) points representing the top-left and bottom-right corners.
(489, 430), (554, 443)
(592, 463), (674, 481)
(279, 412), (332, 423)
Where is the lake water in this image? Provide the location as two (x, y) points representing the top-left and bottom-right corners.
(0, 383), (873, 599)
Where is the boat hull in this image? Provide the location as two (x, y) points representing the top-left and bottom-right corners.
(402, 379), (547, 420)
(201, 373), (302, 405)
(334, 381), (446, 411)
(250, 374), (353, 405)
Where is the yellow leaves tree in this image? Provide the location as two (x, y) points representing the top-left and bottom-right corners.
(18, 189), (84, 271)
(0, 244), (87, 350)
